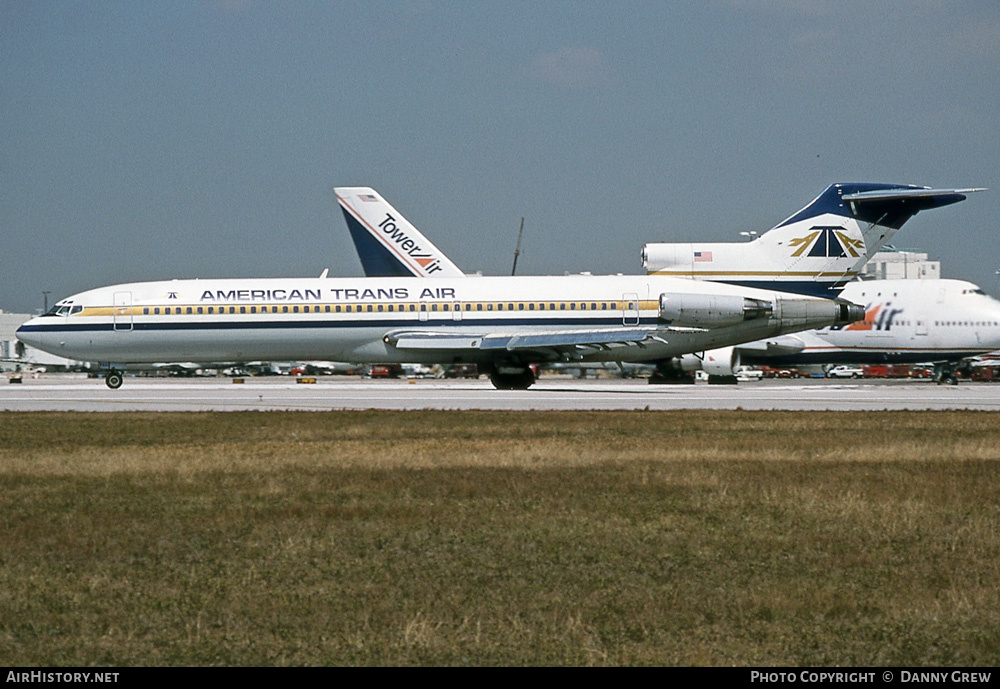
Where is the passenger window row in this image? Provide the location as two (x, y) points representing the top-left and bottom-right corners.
(124, 301), (641, 315)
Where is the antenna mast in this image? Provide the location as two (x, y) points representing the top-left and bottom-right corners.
(511, 217), (524, 276)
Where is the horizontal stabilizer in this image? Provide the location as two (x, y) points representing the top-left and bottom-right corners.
(777, 183), (985, 230)
(842, 187), (986, 203)
(842, 187), (986, 219)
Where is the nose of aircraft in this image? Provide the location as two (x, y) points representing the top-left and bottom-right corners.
(15, 320), (46, 350)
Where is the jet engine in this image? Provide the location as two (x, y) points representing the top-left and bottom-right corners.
(643, 244), (692, 273)
(658, 293), (772, 327)
(674, 346), (741, 377)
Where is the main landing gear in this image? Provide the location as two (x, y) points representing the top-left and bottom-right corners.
(933, 361), (969, 386)
(488, 366), (535, 390)
(647, 362), (695, 385)
(104, 369), (124, 389)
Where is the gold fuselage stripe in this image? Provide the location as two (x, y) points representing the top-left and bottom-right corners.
(81, 299), (661, 318)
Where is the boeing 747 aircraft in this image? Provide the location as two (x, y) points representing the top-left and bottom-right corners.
(732, 279), (1000, 385)
(17, 274), (863, 390)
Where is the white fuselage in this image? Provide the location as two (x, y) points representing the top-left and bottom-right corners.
(17, 274), (857, 369)
(743, 279), (1000, 366)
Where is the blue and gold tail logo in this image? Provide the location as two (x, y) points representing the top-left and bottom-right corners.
(789, 227), (864, 258)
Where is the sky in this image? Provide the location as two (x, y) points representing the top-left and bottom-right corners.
(2, 0), (999, 314)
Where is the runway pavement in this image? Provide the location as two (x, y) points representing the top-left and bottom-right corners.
(2, 373), (998, 412)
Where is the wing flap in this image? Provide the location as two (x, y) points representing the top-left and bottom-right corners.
(385, 328), (683, 353)
(482, 328), (662, 351)
(386, 332), (485, 350)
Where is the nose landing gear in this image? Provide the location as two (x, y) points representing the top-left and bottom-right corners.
(104, 370), (124, 389)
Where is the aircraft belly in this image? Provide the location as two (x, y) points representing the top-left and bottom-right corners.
(48, 324), (381, 364)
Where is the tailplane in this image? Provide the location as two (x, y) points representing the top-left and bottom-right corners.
(335, 187), (465, 278)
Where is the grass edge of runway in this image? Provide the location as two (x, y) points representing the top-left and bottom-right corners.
(2, 410), (999, 666)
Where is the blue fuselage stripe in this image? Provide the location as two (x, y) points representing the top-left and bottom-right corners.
(18, 316), (660, 334)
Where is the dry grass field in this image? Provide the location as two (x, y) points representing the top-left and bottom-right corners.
(1, 410), (998, 666)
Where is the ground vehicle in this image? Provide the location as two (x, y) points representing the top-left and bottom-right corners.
(736, 368), (764, 381)
(368, 364), (403, 378)
(759, 366), (801, 378)
(444, 364), (479, 379)
(827, 365), (863, 379)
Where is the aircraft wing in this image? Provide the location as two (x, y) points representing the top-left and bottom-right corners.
(384, 327), (688, 359)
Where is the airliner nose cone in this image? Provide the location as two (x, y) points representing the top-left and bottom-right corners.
(15, 322), (44, 349)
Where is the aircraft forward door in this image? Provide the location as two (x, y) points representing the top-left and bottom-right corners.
(113, 291), (133, 332)
(622, 293), (639, 326)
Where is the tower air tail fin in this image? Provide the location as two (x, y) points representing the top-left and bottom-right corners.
(335, 187), (465, 278)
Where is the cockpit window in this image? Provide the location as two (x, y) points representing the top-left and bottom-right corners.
(41, 301), (81, 317)
(43, 303), (73, 316)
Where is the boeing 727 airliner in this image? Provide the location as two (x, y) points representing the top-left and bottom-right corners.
(17, 274), (863, 389)
(642, 183), (982, 297)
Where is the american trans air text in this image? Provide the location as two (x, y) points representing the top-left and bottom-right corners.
(199, 287), (457, 302)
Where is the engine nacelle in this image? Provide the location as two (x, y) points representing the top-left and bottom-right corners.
(675, 346), (741, 376)
(775, 297), (865, 327)
(658, 292), (772, 327)
(642, 244), (693, 272)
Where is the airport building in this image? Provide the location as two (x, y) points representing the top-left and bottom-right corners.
(858, 247), (940, 281)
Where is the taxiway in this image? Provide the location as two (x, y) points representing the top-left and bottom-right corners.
(1, 375), (997, 412)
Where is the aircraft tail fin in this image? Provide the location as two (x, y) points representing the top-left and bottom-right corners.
(334, 187), (465, 278)
(643, 183), (983, 296)
(760, 183), (984, 280)
(773, 183), (983, 234)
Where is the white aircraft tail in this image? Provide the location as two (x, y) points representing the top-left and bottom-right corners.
(335, 187), (465, 278)
(643, 183), (983, 297)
